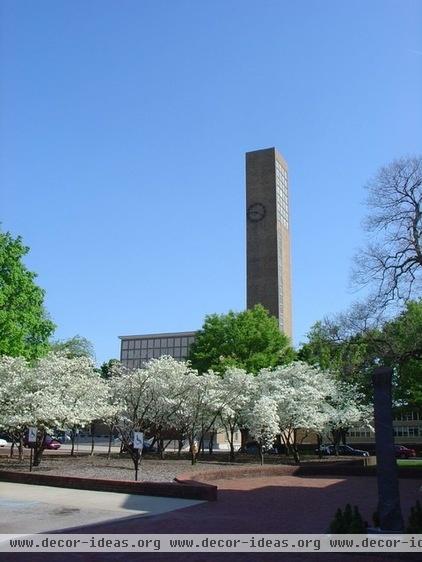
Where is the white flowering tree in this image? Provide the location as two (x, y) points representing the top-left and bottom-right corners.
(245, 396), (280, 465)
(255, 362), (332, 462)
(0, 356), (38, 459)
(171, 370), (225, 464)
(108, 357), (196, 474)
(219, 368), (257, 461)
(255, 362), (373, 462)
(322, 380), (373, 452)
(141, 357), (197, 459)
(108, 361), (156, 476)
(0, 353), (108, 464)
(33, 353), (110, 460)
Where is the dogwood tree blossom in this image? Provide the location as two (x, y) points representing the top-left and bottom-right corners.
(108, 357), (198, 472)
(0, 353), (110, 463)
(245, 396), (280, 465)
(255, 362), (331, 461)
(141, 357), (198, 458)
(322, 380), (373, 449)
(218, 368), (257, 461)
(0, 356), (38, 458)
(34, 353), (110, 461)
(171, 370), (225, 464)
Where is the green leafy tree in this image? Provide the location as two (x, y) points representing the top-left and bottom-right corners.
(299, 300), (422, 405)
(375, 300), (422, 406)
(298, 320), (372, 395)
(0, 230), (55, 359)
(188, 305), (294, 374)
(99, 358), (120, 379)
(49, 335), (95, 360)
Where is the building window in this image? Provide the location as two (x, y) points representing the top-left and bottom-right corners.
(394, 426), (420, 437)
(349, 429), (372, 438)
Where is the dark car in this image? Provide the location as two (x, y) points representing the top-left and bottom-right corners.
(318, 444), (369, 457)
(394, 444), (416, 459)
(238, 441), (278, 455)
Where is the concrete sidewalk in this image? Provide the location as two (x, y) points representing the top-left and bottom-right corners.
(0, 482), (203, 534)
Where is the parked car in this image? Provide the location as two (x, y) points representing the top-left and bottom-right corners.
(317, 444), (369, 457)
(238, 441), (278, 455)
(52, 432), (71, 444)
(44, 436), (61, 450)
(0, 438), (7, 447)
(394, 444), (416, 459)
(23, 434), (61, 450)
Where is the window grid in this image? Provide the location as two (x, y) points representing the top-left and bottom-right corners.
(394, 426), (420, 437)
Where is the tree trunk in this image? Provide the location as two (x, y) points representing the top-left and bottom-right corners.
(316, 434), (323, 459)
(259, 444), (264, 466)
(275, 434), (283, 455)
(240, 427), (249, 447)
(292, 429), (301, 464)
(18, 437), (24, 461)
(33, 429), (46, 467)
(107, 424), (113, 460)
(208, 430), (215, 455)
(332, 430), (341, 455)
(70, 428), (76, 456)
(281, 434), (291, 457)
(198, 433), (205, 457)
(177, 438), (184, 457)
(90, 421), (95, 456)
(229, 428), (235, 462)
(159, 438), (165, 460)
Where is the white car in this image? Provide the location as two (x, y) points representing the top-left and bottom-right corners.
(0, 438), (7, 447)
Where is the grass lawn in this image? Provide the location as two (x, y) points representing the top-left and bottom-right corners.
(397, 459), (422, 467)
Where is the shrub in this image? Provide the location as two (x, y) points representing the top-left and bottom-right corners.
(372, 510), (380, 528)
(330, 504), (367, 533)
(407, 500), (422, 533)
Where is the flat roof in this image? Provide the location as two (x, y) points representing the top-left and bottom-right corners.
(119, 331), (197, 340)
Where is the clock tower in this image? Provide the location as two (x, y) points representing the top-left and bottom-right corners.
(246, 147), (292, 338)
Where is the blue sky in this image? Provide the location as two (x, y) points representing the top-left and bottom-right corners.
(1, 1), (421, 364)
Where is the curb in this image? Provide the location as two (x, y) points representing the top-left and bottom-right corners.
(0, 470), (217, 501)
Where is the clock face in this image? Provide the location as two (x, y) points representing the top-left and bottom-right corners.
(247, 202), (266, 222)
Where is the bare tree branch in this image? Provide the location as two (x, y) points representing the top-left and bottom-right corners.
(352, 156), (422, 305)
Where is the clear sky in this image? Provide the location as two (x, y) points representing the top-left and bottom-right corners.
(1, 1), (421, 364)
